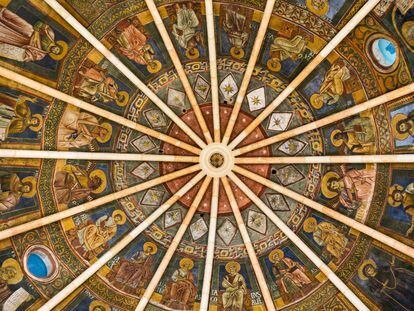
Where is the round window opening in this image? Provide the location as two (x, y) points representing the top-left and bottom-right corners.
(367, 35), (399, 73)
(24, 245), (59, 282)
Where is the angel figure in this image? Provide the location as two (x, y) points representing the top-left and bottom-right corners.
(0, 94), (43, 141)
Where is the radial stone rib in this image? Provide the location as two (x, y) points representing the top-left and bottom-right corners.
(0, 65), (201, 155)
(44, 0), (207, 149)
(233, 82), (414, 156)
(221, 176), (276, 311)
(228, 171), (369, 311)
(142, 0), (212, 144)
(135, 176), (212, 310)
(228, 0), (381, 150)
(233, 165), (414, 259)
(38, 171), (206, 311)
(200, 177), (220, 310)
(0, 165), (200, 241)
(0, 149), (199, 163)
(222, 0), (276, 145)
(235, 154), (414, 164)
(205, 0), (221, 142)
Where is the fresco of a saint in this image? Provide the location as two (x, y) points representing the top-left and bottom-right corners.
(321, 165), (375, 213)
(0, 8), (67, 62)
(267, 35), (307, 72)
(68, 210), (126, 260)
(161, 257), (197, 310)
(0, 94), (42, 141)
(310, 62), (351, 109)
(358, 256), (414, 311)
(75, 66), (129, 107)
(58, 109), (112, 149)
(222, 261), (248, 311)
(269, 249), (313, 303)
(388, 183), (414, 236)
(303, 217), (349, 262)
(330, 117), (375, 154)
(53, 165), (107, 204)
(171, 3), (204, 59)
(115, 20), (162, 73)
(223, 7), (250, 59)
(0, 172), (36, 212)
(108, 241), (157, 294)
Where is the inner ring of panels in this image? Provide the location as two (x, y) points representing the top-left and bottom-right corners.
(0, 0), (413, 310)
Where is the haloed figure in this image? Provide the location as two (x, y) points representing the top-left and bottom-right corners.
(0, 259), (23, 304)
(75, 66), (129, 106)
(172, 3), (204, 59)
(109, 242), (157, 294)
(0, 94), (43, 141)
(392, 110), (414, 144)
(222, 261), (247, 311)
(330, 117), (375, 154)
(322, 165), (375, 213)
(53, 165), (106, 204)
(310, 62), (350, 109)
(388, 183), (414, 236)
(68, 210), (126, 260)
(0, 8), (67, 62)
(269, 249), (312, 302)
(303, 217), (349, 262)
(58, 110), (112, 148)
(162, 258), (197, 310)
(358, 257), (414, 311)
(0, 172), (36, 212)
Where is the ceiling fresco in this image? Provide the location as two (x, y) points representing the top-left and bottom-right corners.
(0, 0), (413, 310)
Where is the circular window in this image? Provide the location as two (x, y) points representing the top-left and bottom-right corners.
(23, 245), (59, 282)
(366, 34), (399, 73)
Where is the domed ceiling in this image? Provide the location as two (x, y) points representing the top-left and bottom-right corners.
(0, 0), (413, 310)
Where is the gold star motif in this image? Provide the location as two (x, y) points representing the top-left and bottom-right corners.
(223, 84), (234, 95)
(171, 211), (179, 221)
(197, 85), (207, 93)
(252, 96), (261, 106)
(272, 117), (281, 128)
(287, 140), (298, 153)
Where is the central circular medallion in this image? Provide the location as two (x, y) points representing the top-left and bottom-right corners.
(210, 153), (224, 168)
(200, 143), (234, 178)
